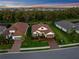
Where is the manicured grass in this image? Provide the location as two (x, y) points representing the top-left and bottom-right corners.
(22, 40), (48, 48)
(21, 26), (48, 48)
(0, 44), (12, 49)
(48, 23), (72, 45)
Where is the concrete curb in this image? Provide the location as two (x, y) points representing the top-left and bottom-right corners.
(20, 46), (50, 50)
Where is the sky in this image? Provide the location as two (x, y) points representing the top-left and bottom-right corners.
(0, 0), (79, 6)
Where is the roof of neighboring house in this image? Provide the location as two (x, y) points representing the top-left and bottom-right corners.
(32, 24), (54, 34)
(75, 23), (79, 30)
(4, 22), (29, 36)
(75, 23), (79, 26)
(55, 20), (75, 30)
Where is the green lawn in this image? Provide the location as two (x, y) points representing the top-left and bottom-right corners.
(0, 44), (12, 49)
(48, 23), (72, 45)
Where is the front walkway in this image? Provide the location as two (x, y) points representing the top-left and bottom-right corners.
(8, 40), (22, 52)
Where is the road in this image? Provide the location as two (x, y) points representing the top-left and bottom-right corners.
(0, 46), (79, 59)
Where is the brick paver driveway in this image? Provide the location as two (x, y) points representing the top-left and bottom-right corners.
(47, 39), (59, 49)
(9, 40), (22, 52)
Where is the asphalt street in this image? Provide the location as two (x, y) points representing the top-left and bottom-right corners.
(0, 46), (79, 59)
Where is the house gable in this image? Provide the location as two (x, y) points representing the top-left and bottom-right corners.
(47, 32), (54, 35)
(38, 26), (48, 31)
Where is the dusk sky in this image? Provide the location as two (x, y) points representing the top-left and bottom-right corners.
(0, 0), (79, 6)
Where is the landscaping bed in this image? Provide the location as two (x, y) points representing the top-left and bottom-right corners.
(0, 39), (14, 49)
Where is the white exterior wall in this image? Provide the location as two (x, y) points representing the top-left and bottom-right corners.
(46, 32), (54, 37)
(55, 23), (67, 32)
(12, 36), (22, 40)
(55, 24), (62, 29)
(76, 30), (79, 34)
(9, 30), (15, 33)
(32, 33), (37, 37)
(62, 28), (67, 32)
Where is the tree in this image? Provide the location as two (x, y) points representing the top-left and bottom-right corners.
(0, 35), (7, 45)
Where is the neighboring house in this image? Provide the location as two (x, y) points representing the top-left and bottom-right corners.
(75, 23), (79, 34)
(0, 25), (7, 34)
(3, 22), (29, 40)
(55, 20), (75, 33)
(32, 24), (55, 39)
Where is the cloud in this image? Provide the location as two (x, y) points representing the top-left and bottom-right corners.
(0, 0), (79, 7)
(0, 1), (28, 6)
(0, 0), (25, 4)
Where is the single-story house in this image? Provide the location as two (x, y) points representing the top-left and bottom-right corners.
(32, 24), (55, 39)
(55, 20), (75, 33)
(0, 25), (7, 35)
(75, 23), (79, 34)
(3, 22), (29, 40)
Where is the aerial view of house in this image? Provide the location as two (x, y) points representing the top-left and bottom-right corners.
(32, 24), (55, 39)
(32, 24), (59, 48)
(2, 22), (29, 52)
(3, 22), (29, 40)
(0, 1), (79, 59)
(55, 20), (75, 33)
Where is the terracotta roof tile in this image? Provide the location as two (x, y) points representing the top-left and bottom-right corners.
(4, 22), (29, 36)
(32, 24), (53, 34)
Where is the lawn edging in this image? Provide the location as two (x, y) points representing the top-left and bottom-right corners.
(20, 46), (50, 50)
(0, 43), (79, 52)
(59, 43), (79, 48)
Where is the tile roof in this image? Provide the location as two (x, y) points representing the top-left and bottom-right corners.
(75, 23), (79, 30)
(32, 24), (53, 34)
(55, 20), (75, 30)
(4, 22), (29, 36)
(75, 23), (79, 26)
